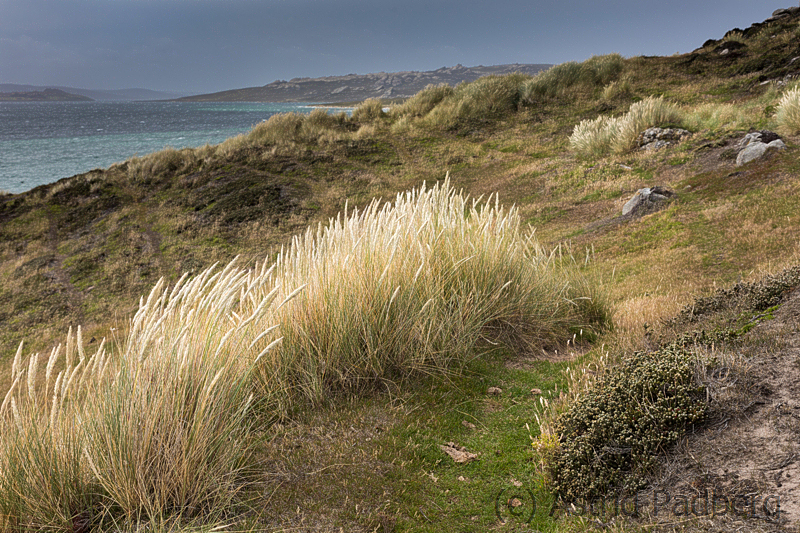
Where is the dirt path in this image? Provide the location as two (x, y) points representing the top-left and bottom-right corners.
(646, 288), (800, 532)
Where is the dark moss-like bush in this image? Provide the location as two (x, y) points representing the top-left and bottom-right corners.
(674, 265), (800, 324)
(551, 346), (706, 501)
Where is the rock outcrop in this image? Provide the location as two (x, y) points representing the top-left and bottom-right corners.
(622, 186), (675, 216)
(177, 63), (552, 103)
(637, 127), (692, 151)
(735, 130), (787, 166)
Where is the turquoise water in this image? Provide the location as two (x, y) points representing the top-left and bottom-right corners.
(0, 101), (349, 194)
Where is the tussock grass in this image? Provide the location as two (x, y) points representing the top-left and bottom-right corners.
(569, 96), (684, 157)
(0, 178), (610, 527)
(244, 109), (349, 147)
(253, 178), (610, 414)
(422, 73), (529, 129)
(351, 99), (386, 123)
(0, 261), (298, 530)
(683, 102), (753, 134)
(601, 78), (632, 100)
(210, 109), (351, 159)
(521, 53), (624, 101)
(123, 109), (351, 181)
(127, 147), (200, 182)
(0, 332), (108, 531)
(390, 84), (454, 119)
(775, 85), (800, 135)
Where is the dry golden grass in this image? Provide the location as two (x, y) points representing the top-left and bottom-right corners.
(570, 96), (684, 157)
(521, 53), (624, 101)
(251, 177), (610, 415)
(776, 85), (800, 135)
(351, 98), (386, 122)
(389, 84), (454, 119)
(127, 147), (200, 182)
(0, 260), (301, 530)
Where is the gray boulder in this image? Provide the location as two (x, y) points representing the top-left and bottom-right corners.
(735, 130), (786, 166)
(737, 130), (781, 148)
(622, 186), (675, 216)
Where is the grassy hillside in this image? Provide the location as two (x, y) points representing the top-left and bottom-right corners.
(1, 8), (800, 532)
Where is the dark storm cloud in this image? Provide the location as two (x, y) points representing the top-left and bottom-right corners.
(0, 0), (794, 93)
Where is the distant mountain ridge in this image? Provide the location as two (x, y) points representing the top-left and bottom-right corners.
(0, 84), (190, 101)
(0, 88), (93, 102)
(176, 63), (553, 103)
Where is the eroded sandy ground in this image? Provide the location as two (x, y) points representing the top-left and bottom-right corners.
(644, 288), (800, 532)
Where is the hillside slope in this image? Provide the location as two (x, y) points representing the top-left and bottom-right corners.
(1, 7), (800, 532)
(177, 63), (551, 102)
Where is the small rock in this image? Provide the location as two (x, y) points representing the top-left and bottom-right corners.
(440, 442), (479, 464)
(509, 498), (523, 508)
(461, 420), (477, 430)
(637, 127), (691, 151)
(622, 186), (675, 216)
(457, 475), (469, 482)
(511, 478), (523, 487)
(487, 386), (503, 396)
(736, 138), (786, 167)
(737, 130), (781, 149)
(530, 388), (543, 396)
(719, 49), (730, 56)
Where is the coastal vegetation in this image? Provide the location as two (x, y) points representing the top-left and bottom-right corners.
(1, 8), (800, 532)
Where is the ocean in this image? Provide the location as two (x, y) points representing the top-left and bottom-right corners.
(0, 101), (342, 195)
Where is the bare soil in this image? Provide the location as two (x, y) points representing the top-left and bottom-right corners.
(643, 288), (800, 532)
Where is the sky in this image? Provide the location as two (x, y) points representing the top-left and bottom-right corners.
(0, 0), (796, 94)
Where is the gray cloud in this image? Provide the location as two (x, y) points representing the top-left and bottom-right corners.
(0, 0), (792, 93)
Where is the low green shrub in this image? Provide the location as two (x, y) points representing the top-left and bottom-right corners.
(550, 345), (706, 501)
(673, 265), (800, 324)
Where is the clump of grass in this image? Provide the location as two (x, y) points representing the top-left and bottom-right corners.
(569, 115), (623, 158)
(253, 177), (610, 415)
(0, 261), (298, 530)
(0, 332), (108, 531)
(601, 79), (632, 101)
(683, 102), (753, 134)
(390, 84), (454, 119)
(569, 96), (684, 157)
(521, 54), (625, 101)
(82, 262), (294, 522)
(775, 85), (800, 135)
(127, 146), (199, 181)
(217, 109), (350, 157)
(351, 99), (387, 123)
(422, 73), (529, 129)
(722, 30), (746, 44)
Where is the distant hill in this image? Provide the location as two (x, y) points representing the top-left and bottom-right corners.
(0, 84), (190, 101)
(0, 88), (93, 102)
(176, 63), (553, 103)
